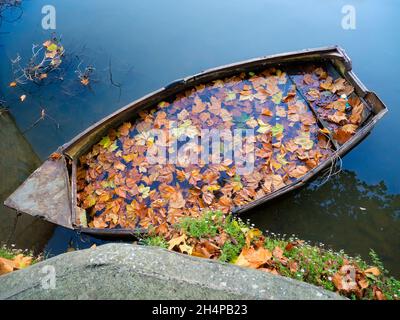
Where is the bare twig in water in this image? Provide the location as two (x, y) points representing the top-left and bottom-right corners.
(108, 58), (121, 101)
(11, 34), (65, 85)
(75, 61), (95, 86)
(22, 108), (60, 134)
(314, 131), (343, 187)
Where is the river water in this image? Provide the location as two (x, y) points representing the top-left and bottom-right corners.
(0, 0), (399, 276)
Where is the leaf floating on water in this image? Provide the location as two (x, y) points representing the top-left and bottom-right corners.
(294, 133), (314, 150)
(256, 119), (271, 134)
(99, 136), (112, 149)
(9, 81), (17, 87)
(272, 91), (283, 104)
(74, 63), (366, 233)
(81, 77), (90, 86)
(333, 124), (357, 144)
(271, 124), (284, 137)
(20, 94), (26, 102)
(289, 165), (309, 179)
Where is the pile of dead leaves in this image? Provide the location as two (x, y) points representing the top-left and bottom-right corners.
(292, 66), (369, 145)
(76, 64), (359, 232)
(235, 235), (302, 276)
(0, 254), (33, 276)
(163, 218), (392, 300)
(332, 264), (385, 300)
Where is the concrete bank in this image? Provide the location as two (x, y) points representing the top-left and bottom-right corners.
(0, 243), (344, 300)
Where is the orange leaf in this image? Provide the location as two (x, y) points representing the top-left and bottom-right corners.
(272, 246), (284, 260)
(81, 78), (90, 86)
(288, 166), (308, 179)
(365, 267), (380, 277)
(13, 254), (32, 269)
(0, 257), (15, 275)
(192, 96), (206, 114)
(49, 152), (62, 160)
(358, 278), (369, 289)
(333, 124), (357, 144)
(261, 107), (273, 116)
(235, 246), (272, 269)
(327, 111), (347, 125)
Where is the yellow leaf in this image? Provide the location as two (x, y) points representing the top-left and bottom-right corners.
(365, 267), (380, 276)
(9, 81), (17, 87)
(179, 243), (193, 255)
(168, 234), (187, 250)
(319, 128), (330, 135)
(47, 43), (58, 52)
(13, 254), (32, 269)
(245, 228), (262, 247)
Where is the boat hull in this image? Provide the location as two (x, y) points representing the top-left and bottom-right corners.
(4, 46), (387, 238)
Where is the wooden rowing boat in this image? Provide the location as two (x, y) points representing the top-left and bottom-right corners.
(4, 46), (387, 238)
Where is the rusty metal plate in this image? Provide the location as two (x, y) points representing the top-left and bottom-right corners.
(4, 157), (73, 229)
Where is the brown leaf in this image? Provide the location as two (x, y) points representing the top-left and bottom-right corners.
(288, 166), (309, 179)
(272, 246), (284, 259)
(192, 96), (206, 113)
(235, 246), (272, 269)
(288, 260), (298, 273)
(333, 124), (357, 144)
(349, 97), (364, 125)
(358, 278), (369, 289)
(169, 190), (186, 209)
(373, 287), (386, 300)
(261, 107), (273, 117)
(327, 111), (347, 125)
(49, 152), (62, 160)
(332, 265), (358, 292)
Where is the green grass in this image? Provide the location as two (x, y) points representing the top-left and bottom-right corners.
(0, 246), (17, 260)
(140, 236), (168, 249)
(0, 244), (40, 264)
(178, 211), (220, 238)
(142, 211), (400, 300)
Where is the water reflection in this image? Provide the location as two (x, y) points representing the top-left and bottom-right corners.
(247, 169), (400, 277)
(0, 109), (54, 253)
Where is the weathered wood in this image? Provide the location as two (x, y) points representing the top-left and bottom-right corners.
(3, 46), (388, 237)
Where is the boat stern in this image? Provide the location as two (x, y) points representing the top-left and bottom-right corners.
(4, 155), (73, 229)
